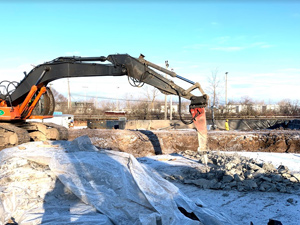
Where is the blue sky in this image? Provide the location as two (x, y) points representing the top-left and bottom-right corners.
(0, 1), (299, 104)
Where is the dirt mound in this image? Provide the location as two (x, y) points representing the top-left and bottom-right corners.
(69, 129), (300, 157)
(69, 129), (198, 157)
(208, 130), (300, 153)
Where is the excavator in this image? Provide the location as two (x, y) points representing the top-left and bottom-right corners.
(0, 54), (208, 150)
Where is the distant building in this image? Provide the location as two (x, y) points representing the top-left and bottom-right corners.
(55, 101), (95, 114)
(262, 104), (280, 112)
(223, 104), (280, 114)
(105, 111), (126, 117)
(161, 103), (185, 113)
(104, 111), (126, 120)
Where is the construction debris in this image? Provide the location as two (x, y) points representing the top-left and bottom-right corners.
(171, 151), (300, 193)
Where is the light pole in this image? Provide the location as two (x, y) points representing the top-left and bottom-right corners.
(225, 72), (228, 108)
(164, 60), (169, 120)
(67, 78), (71, 112)
(82, 86), (88, 106)
(170, 68), (174, 121)
(116, 86), (120, 111)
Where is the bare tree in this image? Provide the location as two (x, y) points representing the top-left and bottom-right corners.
(240, 95), (254, 105)
(206, 68), (224, 121)
(50, 87), (67, 102)
(98, 100), (116, 113)
(238, 96), (257, 116)
(207, 67), (222, 107)
(123, 93), (131, 110)
(278, 99), (300, 116)
(142, 86), (161, 119)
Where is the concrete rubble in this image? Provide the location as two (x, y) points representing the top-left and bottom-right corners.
(168, 150), (300, 193)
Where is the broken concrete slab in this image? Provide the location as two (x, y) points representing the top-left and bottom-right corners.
(176, 150), (300, 193)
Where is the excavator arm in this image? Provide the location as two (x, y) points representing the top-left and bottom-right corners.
(7, 54), (207, 105)
(0, 54), (208, 150)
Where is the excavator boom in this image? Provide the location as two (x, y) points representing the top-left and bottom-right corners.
(5, 54), (204, 105)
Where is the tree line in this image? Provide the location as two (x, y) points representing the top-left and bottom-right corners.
(50, 87), (190, 120)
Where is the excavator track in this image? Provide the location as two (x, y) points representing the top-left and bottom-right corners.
(20, 122), (68, 142)
(40, 122), (69, 140)
(0, 123), (31, 150)
(0, 122), (68, 150)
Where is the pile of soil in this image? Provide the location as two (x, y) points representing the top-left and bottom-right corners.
(208, 130), (300, 153)
(68, 129), (198, 157)
(68, 129), (300, 157)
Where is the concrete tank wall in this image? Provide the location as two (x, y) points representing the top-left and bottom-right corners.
(211, 119), (300, 131)
(125, 120), (195, 130)
(124, 119), (300, 131)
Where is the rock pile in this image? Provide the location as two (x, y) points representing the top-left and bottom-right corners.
(170, 150), (300, 193)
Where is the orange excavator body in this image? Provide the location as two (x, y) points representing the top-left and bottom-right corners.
(0, 85), (49, 121)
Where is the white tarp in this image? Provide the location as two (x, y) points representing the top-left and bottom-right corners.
(0, 136), (233, 225)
